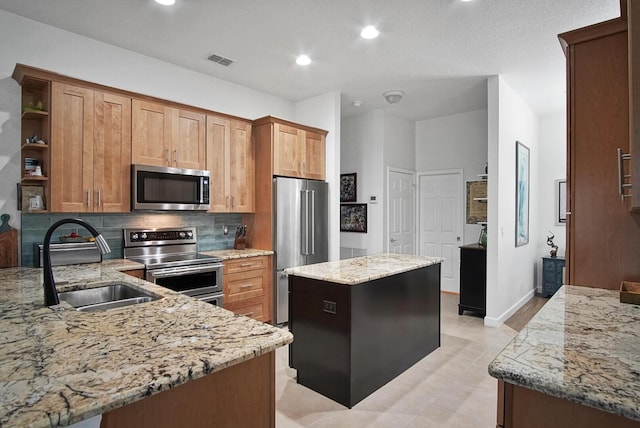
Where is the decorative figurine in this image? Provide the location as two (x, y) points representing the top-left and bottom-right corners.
(546, 232), (558, 257)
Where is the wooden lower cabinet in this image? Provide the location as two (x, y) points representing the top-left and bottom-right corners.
(497, 381), (640, 428)
(101, 351), (275, 428)
(223, 255), (272, 323)
(122, 269), (144, 279)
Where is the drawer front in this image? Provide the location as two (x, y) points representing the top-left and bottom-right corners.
(226, 300), (267, 322)
(224, 256), (265, 274)
(225, 270), (265, 302)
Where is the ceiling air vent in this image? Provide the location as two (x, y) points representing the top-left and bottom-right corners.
(207, 54), (234, 67)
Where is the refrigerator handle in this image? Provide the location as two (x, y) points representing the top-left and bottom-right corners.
(300, 190), (309, 255)
(310, 190), (315, 255)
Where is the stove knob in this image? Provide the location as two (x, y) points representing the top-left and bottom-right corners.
(131, 233), (139, 240)
(187, 231), (193, 238)
(141, 233), (147, 240)
(179, 231), (186, 238)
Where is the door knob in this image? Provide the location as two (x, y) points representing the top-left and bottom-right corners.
(390, 238), (397, 243)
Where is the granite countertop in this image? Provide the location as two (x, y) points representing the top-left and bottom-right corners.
(0, 261), (292, 428)
(201, 248), (273, 260)
(489, 285), (640, 421)
(284, 253), (444, 285)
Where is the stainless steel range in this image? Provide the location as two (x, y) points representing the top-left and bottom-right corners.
(123, 226), (224, 307)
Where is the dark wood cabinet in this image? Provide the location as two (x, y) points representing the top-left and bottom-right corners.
(559, 10), (640, 290)
(542, 257), (565, 297)
(458, 244), (486, 316)
(289, 264), (441, 408)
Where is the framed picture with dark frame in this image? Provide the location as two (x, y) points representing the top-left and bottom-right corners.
(556, 179), (567, 225)
(340, 173), (357, 202)
(515, 141), (530, 247)
(340, 203), (367, 233)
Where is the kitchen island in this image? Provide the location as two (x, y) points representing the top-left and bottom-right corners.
(285, 253), (443, 408)
(489, 285), (640, 427)
(0, 260), (292, 428)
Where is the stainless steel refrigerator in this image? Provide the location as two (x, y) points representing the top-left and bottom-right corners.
(273, 176), (328, 324)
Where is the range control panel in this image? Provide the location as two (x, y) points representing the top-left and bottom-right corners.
(124, 227), (197, 247)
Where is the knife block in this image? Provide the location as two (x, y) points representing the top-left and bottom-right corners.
(234, 236), (246, 250)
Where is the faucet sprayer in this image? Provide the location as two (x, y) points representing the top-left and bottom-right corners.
(42, 218), (111, 306)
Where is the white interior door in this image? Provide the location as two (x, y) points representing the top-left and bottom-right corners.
(388, 169), (415, 254)
(419, 171), (463, 292)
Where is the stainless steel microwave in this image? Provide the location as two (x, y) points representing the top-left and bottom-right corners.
(131, 164), (211, 211)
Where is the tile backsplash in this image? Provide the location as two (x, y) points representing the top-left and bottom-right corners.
(21, 212), (244, 267)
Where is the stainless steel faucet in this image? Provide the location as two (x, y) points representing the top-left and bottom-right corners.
(42, 218), (111, 306)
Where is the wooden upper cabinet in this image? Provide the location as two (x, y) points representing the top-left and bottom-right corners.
(559, 16), (640, 289)
(132, 99), (205, 170)
(629, 0), (640, 210)
(50, 83), (94, 212)
(93, 92), (132, 212)
(206, 115), (254, 212)
(272, 122), (326, 180)
(303, 130), (326, 180)
(131, 99), (171, 167)
(50, 83), (131, 212)
(273, 123), (304, 178)
(174, 109), (206, 170)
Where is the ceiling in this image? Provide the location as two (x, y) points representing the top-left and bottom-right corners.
(0, 0), (621, 121)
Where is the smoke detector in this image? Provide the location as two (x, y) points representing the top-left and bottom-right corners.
(383, 90), (404, 104)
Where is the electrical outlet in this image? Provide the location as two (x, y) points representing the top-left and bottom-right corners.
(322, 300), (337, 314)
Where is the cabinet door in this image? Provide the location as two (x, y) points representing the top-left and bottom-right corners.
(229, 120), (254, 212)
(303, 130), (325, 180)
(567, 29), (640, 288)
(93, 91), (131, 212)
(50, 83), (94, 212)
(206, 115), (230, 212)
(131, 99), (172, 167)
(273, 123), (303, 178)
(173, 109), (206, 170)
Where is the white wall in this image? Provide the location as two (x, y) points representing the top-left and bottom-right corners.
(416, 109), (489, 246)
(295, 92), (341, 261)
(485, 76), (540, 327)
(340, 110), (384, 255)
(537, 113), (566, 257)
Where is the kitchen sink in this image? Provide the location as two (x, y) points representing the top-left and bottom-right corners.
(58, 283), (162, 312)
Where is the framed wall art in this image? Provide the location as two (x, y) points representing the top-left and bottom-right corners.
(340, 173), (357, 202)
(515, 141), (530, 247)
(466, 180), (487, 224)
(556, 179), (567, 225)
(340, 203), (367, 233)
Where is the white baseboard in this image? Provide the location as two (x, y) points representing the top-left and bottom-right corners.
(484, 289), (535, 328)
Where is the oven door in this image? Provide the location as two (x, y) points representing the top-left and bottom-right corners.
(146, 263), (223, 297)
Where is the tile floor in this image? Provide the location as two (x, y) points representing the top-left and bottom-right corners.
(275, 292), (519, 428)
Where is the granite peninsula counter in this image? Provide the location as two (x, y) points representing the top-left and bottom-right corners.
(0, 260), (292, 428)
(286, 253), (443, 407)
(489, 285), (640, 427)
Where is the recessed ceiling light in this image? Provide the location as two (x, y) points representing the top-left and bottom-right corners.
(296, 55), (311, 66)
(353, 101), (363, 107)
(461, 0), (474, 2)
(155, 0), (175, 5)
(360, 25), (379, 39)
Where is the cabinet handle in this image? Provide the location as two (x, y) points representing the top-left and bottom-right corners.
(240, 284), (253, 290)
(240, 262), (252, 267)
(166, 149), (170, 164)
(617, 148), (632, 201)
(231, 196), (235, 208)
(87, 189), (91, 207)
(97, 189), (101, 208)
(174, 149), (178, 165)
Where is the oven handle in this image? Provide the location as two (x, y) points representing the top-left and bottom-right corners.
(200, 293), (224, 306)
(148, 264), (223, 279)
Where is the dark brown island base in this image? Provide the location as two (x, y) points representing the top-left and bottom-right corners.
(285, 253), (443, 408)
